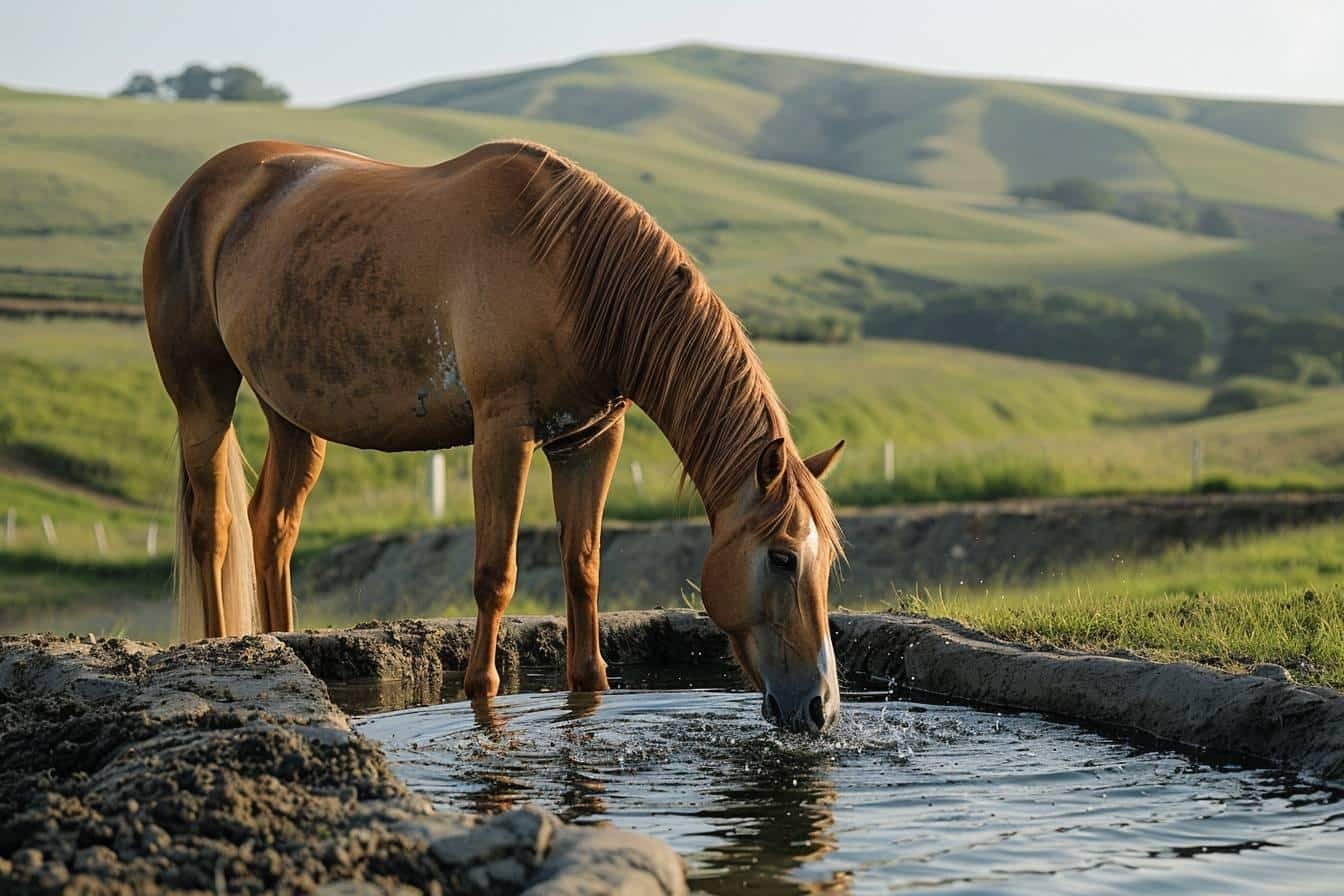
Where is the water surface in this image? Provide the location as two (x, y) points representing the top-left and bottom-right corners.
(356, 671), (1343, 894)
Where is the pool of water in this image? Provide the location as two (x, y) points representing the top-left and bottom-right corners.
(355, 670), (1344, 894)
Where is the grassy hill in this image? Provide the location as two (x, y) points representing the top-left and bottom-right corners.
(361, 44), (1344, 218)
(3, 81), (1341, 335)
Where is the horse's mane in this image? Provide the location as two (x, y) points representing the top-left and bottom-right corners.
(515, 146), (842, 566)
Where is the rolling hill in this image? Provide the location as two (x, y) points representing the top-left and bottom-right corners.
(2, 71), (1341, 336)
(360, 44), (1344, 218)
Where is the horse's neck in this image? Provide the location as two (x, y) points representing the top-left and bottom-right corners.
(624, 339), (780, 521)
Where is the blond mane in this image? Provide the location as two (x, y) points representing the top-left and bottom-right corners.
(516, 148), (843, 566)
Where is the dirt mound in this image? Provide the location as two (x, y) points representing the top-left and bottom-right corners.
(301, 494), (1344, 614)
(0, 634), (685, 895)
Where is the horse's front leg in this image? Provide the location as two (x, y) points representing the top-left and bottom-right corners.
(547, 414), (624, 691)
(464, 417), (535, 700)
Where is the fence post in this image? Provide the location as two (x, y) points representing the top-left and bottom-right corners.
(41, 514), (56, 546)
(883, 440), (896, 483)
(428, 451), (447, 520)
(4, 507), (13, 548)
(93, 521), (109, 556)
(630, 461), (645, 495)
(1191, 439), (1202, 490)
(147, 521), (159, 558)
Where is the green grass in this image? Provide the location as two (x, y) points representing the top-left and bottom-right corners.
(859, 520), (1344, 689)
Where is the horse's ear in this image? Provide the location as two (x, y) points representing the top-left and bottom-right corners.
(803, 440), (846, 481)
(755, 437), (787, 493)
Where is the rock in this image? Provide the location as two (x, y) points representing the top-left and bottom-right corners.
(1250, 663), (1293, 682)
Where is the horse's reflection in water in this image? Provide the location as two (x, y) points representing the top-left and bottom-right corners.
(461, 691), (606, 819)
(694, 755), (845, 895)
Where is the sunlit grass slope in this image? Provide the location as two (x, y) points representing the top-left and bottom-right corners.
(864, 520), (1344, 689)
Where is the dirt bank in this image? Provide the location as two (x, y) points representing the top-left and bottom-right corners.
(280, 611), (1344, 781)
(0, 634), (685, 895)
(301, 493), (1344, 615)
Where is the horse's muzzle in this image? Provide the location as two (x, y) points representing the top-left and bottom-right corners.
(762, 686), (839, 734)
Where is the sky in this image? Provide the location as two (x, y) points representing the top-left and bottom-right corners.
(4, 0), (1342, 106)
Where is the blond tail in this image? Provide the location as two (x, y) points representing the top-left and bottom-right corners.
(175, 427), (258, 640)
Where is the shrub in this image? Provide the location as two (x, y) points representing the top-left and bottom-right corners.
(1202, 377), (1305, 417)
(1195, 205), (1239, 238)
(1012, 177), (1113, 211)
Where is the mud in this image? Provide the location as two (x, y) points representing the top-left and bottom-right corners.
(0, 634), (685, 895)
(300, 493), (1344, 616)
(281, 610), (1344, 780)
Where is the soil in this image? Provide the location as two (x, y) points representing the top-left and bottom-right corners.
(0, 633), (685, 895)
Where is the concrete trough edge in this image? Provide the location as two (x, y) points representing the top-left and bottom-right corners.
(278, 609), (1344, 781)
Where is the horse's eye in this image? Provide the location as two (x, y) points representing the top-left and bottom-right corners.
(768, 549), (798, 574)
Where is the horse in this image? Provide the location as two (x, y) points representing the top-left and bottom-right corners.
(143, 139), (847, 733)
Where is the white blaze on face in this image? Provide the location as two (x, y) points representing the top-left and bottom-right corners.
(803, 516), (819, 570)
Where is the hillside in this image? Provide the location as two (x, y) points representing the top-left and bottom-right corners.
(360, 44), (1344, 218)
(2, 83), (1341, 337)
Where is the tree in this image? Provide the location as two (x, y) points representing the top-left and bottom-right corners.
(1337, 208), (1344, 230)
(164, 64), (217, 100)
(217, 66), (289, 103)
(1195, 205), (1239, 238)
(114, 72), (160, 98)
(115, 64), (288, 103)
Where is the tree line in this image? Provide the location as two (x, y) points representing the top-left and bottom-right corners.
(862, 284), (1208, 380)
(1013, 177), (1239, 238)
(114, 65), (288, 103)
(1218, 307), (1344, 385)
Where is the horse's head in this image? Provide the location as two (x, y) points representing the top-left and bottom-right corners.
(701, 436), (845, 734)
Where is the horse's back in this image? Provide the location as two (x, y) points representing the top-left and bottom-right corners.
(150, 139), (594, 452)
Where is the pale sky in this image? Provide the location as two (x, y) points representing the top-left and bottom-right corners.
(4, 0), (1342, 106)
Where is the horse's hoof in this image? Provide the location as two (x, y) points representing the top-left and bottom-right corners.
(464, 666), (500, 699)
(567, 659), (609, 692)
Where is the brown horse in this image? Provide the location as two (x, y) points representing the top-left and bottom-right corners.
(144, 139), (846, 732)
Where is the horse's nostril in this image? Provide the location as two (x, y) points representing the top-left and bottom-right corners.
(763, 693), (782, 723)
(808, 695), (825, 731)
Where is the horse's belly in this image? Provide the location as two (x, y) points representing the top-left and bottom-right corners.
(227, 310), (478, 451)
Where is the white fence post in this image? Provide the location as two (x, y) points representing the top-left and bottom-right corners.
(4, 507), (13, 548)
(41, 514), (56, 546)
(883, 440), (896, 483)
(93, 521), (109, 556)
(630, 461), (645, 495)
(147, 521), (159, 558)
(1191, 439), (1202, 489)
(428, 452), (447, 520)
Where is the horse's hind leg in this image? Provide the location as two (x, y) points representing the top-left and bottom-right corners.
(176, 381), (253, 639)
(547, 414), (624, 692)
(464, 416), (535, 699)
(249, 404), (326, 632)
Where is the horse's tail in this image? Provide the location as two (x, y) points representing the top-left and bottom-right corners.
(175, 427), (258, 640)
